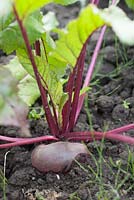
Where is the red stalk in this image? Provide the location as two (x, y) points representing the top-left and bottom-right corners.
(0, 135), (25, 142)
(1, 124), (134, 148)
(0, 135), (58, 149)
(61, 67), (77, 133)
(106, 124), (134, 135)
(13, 5), (59, 136)
(67, 133), (134, 145)
(68, 42), (87, 131)
(76, 26), (107, 123)
(91, 0), (99, 5)
(64, 124), (134, 145)
(34, 40), (41, 56)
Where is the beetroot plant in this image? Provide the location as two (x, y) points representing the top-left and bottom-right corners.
(0, 0), (134, 173)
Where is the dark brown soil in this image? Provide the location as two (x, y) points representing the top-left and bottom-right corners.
(0, 1), (134, 200)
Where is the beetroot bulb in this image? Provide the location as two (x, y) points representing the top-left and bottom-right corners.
(31, 141), (89, 173)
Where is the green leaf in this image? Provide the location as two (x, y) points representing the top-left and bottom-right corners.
(5, 56), (27, 80)
(0, 67), (18, 97)
(16, 49), (36, 77)
(18, 75), (40, 106)
(6, 47), (66, 108)
(80, 86), (90, 95)
(4, 56), (40, 106)
(0, 11), (14, 31)
(98, 5), (134, 45)
(0, 67), (30, 137)
(49, 5), (104, 74)
(0, 0), (14, 31)
(8, 5), (104, 108)
(28, 107), (44, 119)
(42, 32), (56, 53)
(42, 11), (59, 32)
(16, 47), (48, 78)
(0, 0), (12, 19)
(2, 4), (104, 116)
(0, 11), (44, 54)
(53, 0), (78, 5)
(125, 0), (134, 10)
(13, 0), (78, 19)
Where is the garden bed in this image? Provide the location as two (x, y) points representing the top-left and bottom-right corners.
(0, 1), (134, 200)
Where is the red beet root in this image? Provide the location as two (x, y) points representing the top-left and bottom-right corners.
(31, 141), (89, 173)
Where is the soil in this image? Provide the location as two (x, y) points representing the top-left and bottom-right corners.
(0, 1), (134, 200)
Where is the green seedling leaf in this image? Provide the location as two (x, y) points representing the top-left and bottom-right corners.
(80, 86), (90, 95)
(125, 0), (134, 10)
(0, 68), (31, 137)
(13, 0), (78, 19)
(29, 107), (44, 120)
(96, 5), (134, 45)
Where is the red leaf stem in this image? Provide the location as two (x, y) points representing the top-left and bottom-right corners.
(0, 135), (25, 142)
(91, 0), (99, 5)
(76, 26), (107, 123)
(106, 124), (134, 135)
(68, 42), (87, 131)
(65, 124), (134, 145)
(34, 40), (41, 56)
(67, 132), (134, 145)
(0, 135), (58, 149)
(61, 67), (77, 134)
